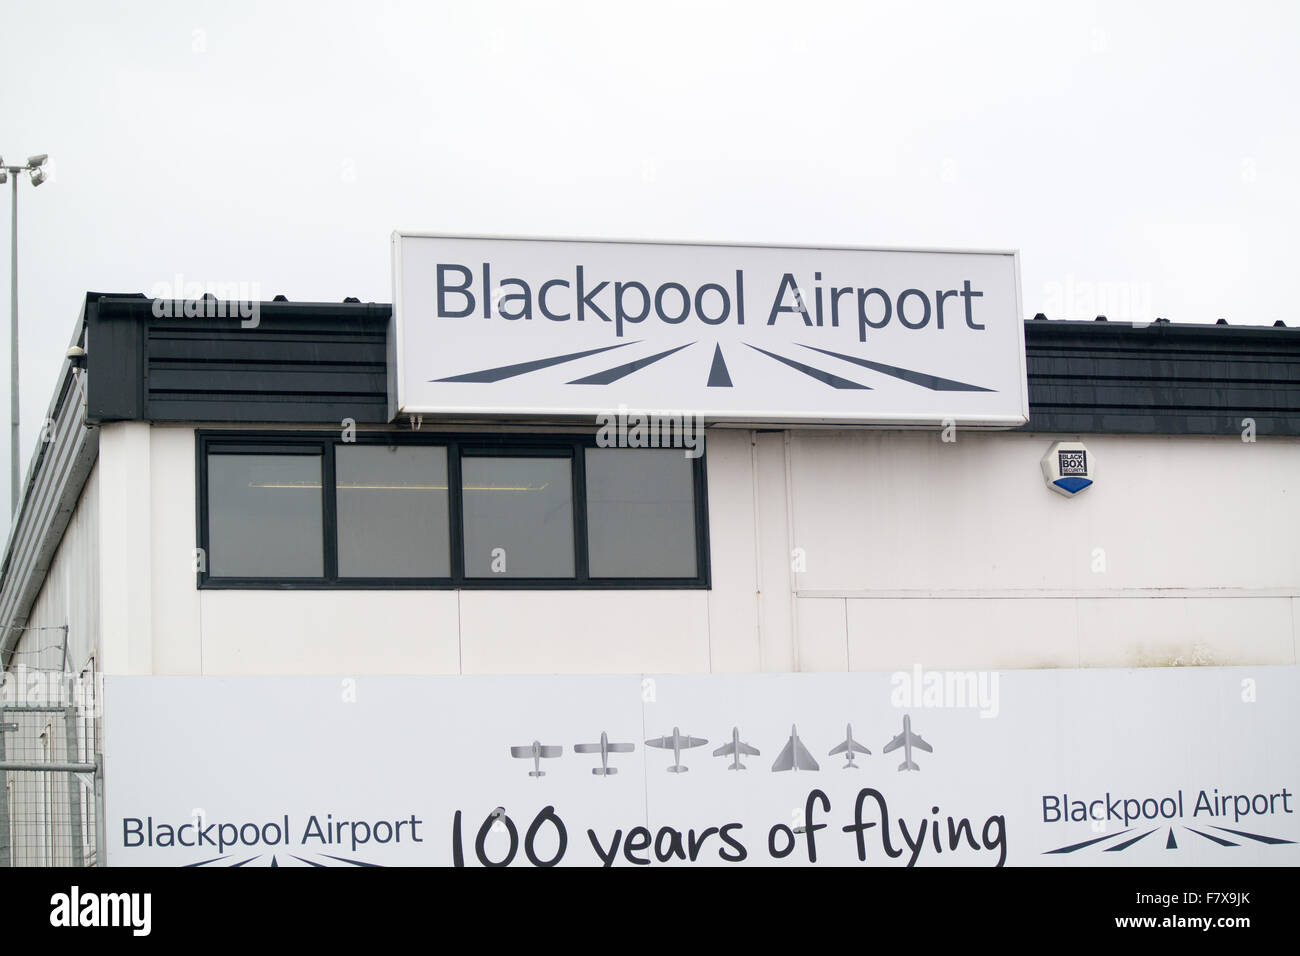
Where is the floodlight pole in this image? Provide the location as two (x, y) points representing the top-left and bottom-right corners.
(10, 172), (18, 516)
(3, 154), (48, 516)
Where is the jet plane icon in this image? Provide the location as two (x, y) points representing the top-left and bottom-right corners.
(645, 727), (708, 773)
(883, 714), (933, 771)
(712, 727), (761, 770)
(771, 725), (820, 772)
(828, 723), (871, 768)
(574, 731), (635, 776)
(509, 740), (562, 777)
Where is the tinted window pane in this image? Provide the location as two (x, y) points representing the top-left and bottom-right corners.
(207, 454), (323, 577)
(462, 456), (574, 577)
(585, 448), (697, 578)
(336, 445), (450, 578)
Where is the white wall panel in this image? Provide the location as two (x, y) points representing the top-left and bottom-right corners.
(795, 597), (849, 672)
(97, 423), (152, 675)
(701, 429), (761, 671)
(15, 465), (100, 673)
(790, 432), (1300, 593)
(845, 597), (1080, 671)
(150, 427), (202, 675)
(198, 589), (462, 675)
(457, 589), (710, 674)
(1075, 597), (1295, 668)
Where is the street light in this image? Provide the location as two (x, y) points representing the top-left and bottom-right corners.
(1, 151), (49, 515)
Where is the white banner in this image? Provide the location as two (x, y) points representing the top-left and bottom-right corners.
(102, 667), (1297, 867)
(389, 234), (1028, 426)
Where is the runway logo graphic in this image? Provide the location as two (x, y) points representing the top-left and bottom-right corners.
(1041, 788), (1295, 854)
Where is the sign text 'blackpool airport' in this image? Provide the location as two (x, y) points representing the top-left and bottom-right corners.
(389, 234), (1029, 426)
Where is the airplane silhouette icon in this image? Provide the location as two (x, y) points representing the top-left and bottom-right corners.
(883, 715), (933, 771)
(574, 731), (635, 776)
(509, 740), (562, 777)
(645, 727), (708, 773)
(712, 726), (760, 770)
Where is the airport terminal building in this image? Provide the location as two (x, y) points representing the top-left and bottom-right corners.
(1, 237), (1297, 867)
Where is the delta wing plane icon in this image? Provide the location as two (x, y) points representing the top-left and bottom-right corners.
(712, 727), (760, 770)
(883, 714), (933, 771)
(574, 731), (635, 776)
(509, 740), (562, 777)
(771, 725), (820, 772)
(828, 723), (871, 768)
(645, 727), (708, 773)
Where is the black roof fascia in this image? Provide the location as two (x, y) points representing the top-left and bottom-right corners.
(82, 295), (1300, 436)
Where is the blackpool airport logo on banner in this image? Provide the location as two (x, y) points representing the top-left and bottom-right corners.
(121, 812), (427, 867)
(1040, 787), (1295, 855)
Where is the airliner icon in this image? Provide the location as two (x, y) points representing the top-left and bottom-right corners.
(574, 731), (635, 776)
(883, 715), (933, 771)
(712, 727), (761, 770)
(772, 725), (820, 772)
(645, 727), (708, 773)
(828, 723), (871, 768)
(509, 740), (562, 777)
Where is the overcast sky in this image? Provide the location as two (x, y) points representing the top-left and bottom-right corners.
(1, 0), (1297, 531)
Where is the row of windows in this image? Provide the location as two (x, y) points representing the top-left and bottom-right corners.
(197, 434), (709, 587)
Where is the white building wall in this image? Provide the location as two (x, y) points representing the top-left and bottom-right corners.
(786, 431), (1299, 670)
(97, 423), (152, 677)
(89, 422), (1300, 677)
(11, 463), (101, 674)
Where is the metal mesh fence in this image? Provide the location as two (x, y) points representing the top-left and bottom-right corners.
(1, 632), (101, 867)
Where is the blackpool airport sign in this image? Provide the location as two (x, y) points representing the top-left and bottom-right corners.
(102, 667), (1297, 866)
(389, 233), (1028, 426)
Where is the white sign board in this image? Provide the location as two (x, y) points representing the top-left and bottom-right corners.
(389, 234), (1028, 426)
(103, 667), (1297, 867)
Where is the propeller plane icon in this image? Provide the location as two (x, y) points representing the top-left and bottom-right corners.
(645, 727), (708, 773)
(573, 731), (635, 776)
(509, 740), (562, 777)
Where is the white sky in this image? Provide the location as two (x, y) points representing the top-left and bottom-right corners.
(1, 0), (1297, 533)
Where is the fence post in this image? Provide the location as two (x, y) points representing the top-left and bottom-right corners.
(64, 703), (84, 866)
(94, 753), (106, 867)
(0, 705), (9, 867)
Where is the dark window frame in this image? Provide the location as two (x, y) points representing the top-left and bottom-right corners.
(195, 430), (711, 590)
